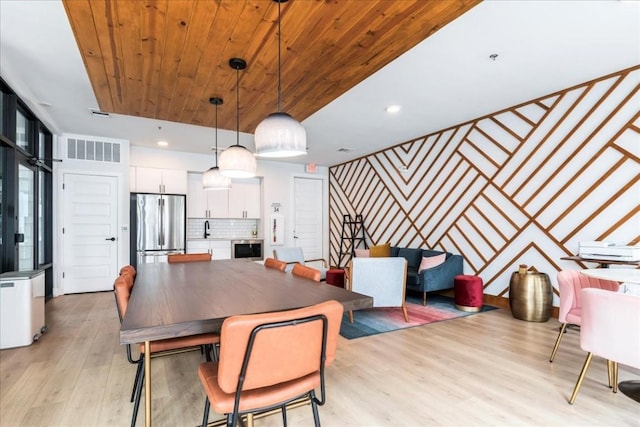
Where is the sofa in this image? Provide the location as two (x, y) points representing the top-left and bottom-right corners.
(389, 246), (463, 306)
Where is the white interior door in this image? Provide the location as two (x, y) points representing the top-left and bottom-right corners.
(293, 177), (323, 262)
(62, 173), (118, 293)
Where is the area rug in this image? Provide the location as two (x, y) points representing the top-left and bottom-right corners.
(339, 294), (497, 339)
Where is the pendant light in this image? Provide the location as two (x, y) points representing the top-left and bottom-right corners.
(203, 97), (231, 190)
(253, 0), (307, 158)
(219, 57), (257, 178)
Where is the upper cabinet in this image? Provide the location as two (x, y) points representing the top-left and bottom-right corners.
(131, 167), (187, 194)
(187, 172), (229, 218)
(228, 178), (261, 219)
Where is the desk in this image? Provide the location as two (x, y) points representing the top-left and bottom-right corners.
(561, 256), (640, 268)
(580, 268), (640, 403)
(120, 259), (373, 426)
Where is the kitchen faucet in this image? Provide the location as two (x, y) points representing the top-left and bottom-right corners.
(204, 220), (210, 238)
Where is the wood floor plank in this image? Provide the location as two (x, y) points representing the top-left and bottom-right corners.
(1, 291), (638, 427)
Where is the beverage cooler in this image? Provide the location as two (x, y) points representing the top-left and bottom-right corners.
(0, 270), (46, 349)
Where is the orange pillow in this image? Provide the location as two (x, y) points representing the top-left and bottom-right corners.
(369, 243), (391, 257)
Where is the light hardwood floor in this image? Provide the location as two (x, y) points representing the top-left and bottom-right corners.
(1, 291), (638, 426)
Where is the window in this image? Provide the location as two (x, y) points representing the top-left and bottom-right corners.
(16, 108), (32, 153)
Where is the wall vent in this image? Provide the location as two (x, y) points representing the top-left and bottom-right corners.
(67, 138), (121, 163)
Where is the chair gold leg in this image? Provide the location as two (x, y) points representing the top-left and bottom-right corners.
(422, 292), (426, 306)
(348, 310), (354, 324)
(607, 360), (613, 388)
(612, 362), (618, 393)
(401, 305), (409, 322)
(549, 323), (568, 362)
(569, 352), (593, 404)
(247, 413), (254, 427)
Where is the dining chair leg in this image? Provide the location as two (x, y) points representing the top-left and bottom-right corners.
(131, 360), (143, 402)
(549, 323), (568, 362)
(607, 360), (613, 388)
(422, 292), (427, 306)
(310, 390), (321, 427)
(612, 362), (619, 393)
(569, 352), (593, 404)
(202, 397), (210, 427)
(281, 405), (287, 427)
(132, 360), (145, 427)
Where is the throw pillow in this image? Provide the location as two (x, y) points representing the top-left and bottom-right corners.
(354, 248), (370, 257)
(418, 253), (446, 273)
(369, 243), (391, 257)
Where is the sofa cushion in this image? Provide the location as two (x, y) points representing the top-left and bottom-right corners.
(370, 243), (391, 257)
(422, 249), (450, 258)
(397, 248), (423, 269)
(418, 253), (446, 273)
(354, 248), (370, 257)
(390, 246), (400, 257)
(406, 268), (421, 287)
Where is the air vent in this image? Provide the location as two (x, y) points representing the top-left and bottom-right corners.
(90, 109), (111, 118)
(67, 138), (121, 163)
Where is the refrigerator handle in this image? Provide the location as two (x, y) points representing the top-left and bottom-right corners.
(158, 197), (165, 246)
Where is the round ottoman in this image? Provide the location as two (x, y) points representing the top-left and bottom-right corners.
(454, 275), (483, 312)
(325, 269), (345, 288)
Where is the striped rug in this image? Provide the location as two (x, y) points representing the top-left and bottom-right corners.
(339, 294), (496, 339)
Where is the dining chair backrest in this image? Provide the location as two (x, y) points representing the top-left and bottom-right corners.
(168, 253), (212, 263)
(557, 270), (619, 324)
(581, 288), (640, 369)
(291, 263), (321, 282)
(217, 300), (344, 393)
(264, 257), (287, 272)
(113, 276), (133, 323)
(120, 264), (137, 278)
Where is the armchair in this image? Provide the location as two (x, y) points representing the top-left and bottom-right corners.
(347, 257), (408, 323)
(273, 247), (329, 280)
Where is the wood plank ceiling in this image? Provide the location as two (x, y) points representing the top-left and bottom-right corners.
(63, 0), (480, 134)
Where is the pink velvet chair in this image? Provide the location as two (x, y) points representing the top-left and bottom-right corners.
(568, 288), (640, 404)
(549, 270), (619, 362)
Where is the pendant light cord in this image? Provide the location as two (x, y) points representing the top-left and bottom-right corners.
(214, 103), (219, 165)
(236, 65), (240, 146)
(277, 0), (282, 113)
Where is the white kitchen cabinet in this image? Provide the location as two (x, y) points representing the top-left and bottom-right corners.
(187, 172), (229, 218)
(133, 166), (187, 194)
(228, 178), (261, 218)
(186, 240), (231, 260)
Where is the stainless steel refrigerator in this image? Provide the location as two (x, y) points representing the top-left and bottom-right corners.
(130, 193), (186, 266)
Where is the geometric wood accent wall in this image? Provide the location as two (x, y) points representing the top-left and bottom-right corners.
(329, 66), (639, 305)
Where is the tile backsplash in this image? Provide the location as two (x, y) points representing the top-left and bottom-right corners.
(187, 218), (259, 239)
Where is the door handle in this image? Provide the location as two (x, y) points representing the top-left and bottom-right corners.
(105, 237), (116, 241)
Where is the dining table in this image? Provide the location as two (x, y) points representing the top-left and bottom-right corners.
(120, 259), (374, 427)
(580, 267), (640, 403)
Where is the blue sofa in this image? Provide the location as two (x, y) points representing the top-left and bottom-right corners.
(390, 246), (464, 306)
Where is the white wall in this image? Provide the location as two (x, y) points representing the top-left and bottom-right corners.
(130, 146), (329, 262)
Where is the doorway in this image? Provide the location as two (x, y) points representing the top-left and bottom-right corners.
(293, 177), (323, 261)
(61, 173), (119, 293)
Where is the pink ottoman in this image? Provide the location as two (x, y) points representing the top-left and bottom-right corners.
(454, 275), (483, 312)
(325, 269), (345, 288)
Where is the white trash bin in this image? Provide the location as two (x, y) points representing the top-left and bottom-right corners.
(0, 270), (46, 349)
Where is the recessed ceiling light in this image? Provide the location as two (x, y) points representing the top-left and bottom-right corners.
(489, 53), (499, 61)
(386, 105), (401, 114)
(157, 141), (169, 147)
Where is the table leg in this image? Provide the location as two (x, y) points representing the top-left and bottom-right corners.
(145, 340), (152, 427)
(619, 380), (640, 403)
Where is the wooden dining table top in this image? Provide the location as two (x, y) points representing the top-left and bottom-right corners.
(120, 259), (373, 345)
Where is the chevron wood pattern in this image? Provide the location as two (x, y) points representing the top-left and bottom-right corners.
(329, 66), (640, 306)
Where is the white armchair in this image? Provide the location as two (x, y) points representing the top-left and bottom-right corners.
(347, 257), (408, 323)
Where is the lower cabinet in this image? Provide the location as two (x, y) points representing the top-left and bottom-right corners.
(186, 240), (231, 260)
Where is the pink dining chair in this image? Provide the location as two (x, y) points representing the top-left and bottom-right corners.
(568, 288), (640, 404)
(549, 270), (619, 362)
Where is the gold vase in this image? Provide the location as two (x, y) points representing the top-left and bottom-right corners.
(509, 271), (552, 322)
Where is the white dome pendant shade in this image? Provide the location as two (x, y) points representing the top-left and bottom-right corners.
(218, 145), (257, 179)
(254, 112), (306, 157)
(203, 97), (231, 190)
(254, 0), (307, 158)
(219, 57), (257, 179)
